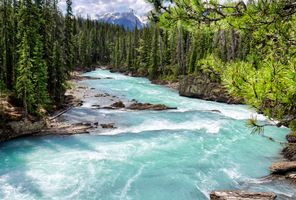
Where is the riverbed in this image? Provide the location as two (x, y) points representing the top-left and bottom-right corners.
(0, 69), (295, 200)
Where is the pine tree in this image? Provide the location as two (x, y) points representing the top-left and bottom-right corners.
(64, 0), (74, 71)
(3, 0), (15, 90)
(16, 33), (35, 116)
(188, 36), (197, 74)
(52, 41), (65, 104)
(126, 32), (133, 70)
(32, 36), (50, 108)
(149, 25), (160, 79)
(177, 23), (185, 76)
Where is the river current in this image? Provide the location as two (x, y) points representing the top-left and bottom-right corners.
(0, 69), (295, 199)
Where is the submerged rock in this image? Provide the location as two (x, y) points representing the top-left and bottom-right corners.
(128, 103), (177, 111)
(207, 109), (222, 113)
(270, 161), (296, 174)
(210, 190), (277, 200)
(111, 101), (125, 108)
(179, 75), (243, 104)
(101, 123), (116, 129)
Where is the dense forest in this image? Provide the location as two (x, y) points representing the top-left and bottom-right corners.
(0, 0), (125, 116)
(0, 0), (296, 132)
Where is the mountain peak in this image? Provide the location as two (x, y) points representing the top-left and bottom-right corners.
(97, 11), (144, 30)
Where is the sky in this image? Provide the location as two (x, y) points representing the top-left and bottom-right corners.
(59, 0), (153, 20)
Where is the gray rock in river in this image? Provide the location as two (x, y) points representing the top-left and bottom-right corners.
(111, 101), (125, 108)
(179, 75), (243, 104)
(128, 103), (177, 111)
(101, 123), (116, 129)
(270, 161), (296, 174)
(210, 190), (277, 200)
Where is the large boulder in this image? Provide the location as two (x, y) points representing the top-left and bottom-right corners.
(210, 190), (277, 200)
(0, 119), (46, 143)
(270, 161), (296, 174)
(179, 75), (242, 104)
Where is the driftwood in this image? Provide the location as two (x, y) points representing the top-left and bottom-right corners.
(49, 105), (76, 121)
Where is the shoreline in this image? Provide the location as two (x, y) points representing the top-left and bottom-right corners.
(0, 69), (178, 142)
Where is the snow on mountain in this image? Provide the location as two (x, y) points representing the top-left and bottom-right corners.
(97, 11), (145, 30)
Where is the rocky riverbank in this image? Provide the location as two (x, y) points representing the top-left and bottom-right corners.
(179, 75), (243, 104)
(0, 70), (176, 142)
(103, 66), (242, 104)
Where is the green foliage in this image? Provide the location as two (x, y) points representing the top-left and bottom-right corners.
(247, 116), (265, 135)
(195, 55), (223, 82)
(1, 0), (128, 115)
(151, 0), (296, 128)
(32, 37), (50, 108)
(16, 33), (35, 116)
(290, 121), (296, 132)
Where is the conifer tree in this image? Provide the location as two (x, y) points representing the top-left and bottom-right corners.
(52, 41), (65, 104)
(149, 25), (160, 79)
(188, 36), (197, 74)
(126, 33), (133, 70)
(64, 0), (74, 71)
(32, 36), (50, 108)
(16, 33), (35, 116)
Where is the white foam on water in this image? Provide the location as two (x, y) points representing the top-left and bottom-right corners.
(119, 165), (145, 200)
(98, 118), (223, 136)
(221, 167), (242, 180)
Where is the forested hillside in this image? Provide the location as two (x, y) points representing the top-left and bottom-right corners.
(1, 0), (295, 132)
(0, 0), (126, 116)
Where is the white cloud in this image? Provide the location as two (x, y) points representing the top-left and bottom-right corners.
(59, 0), (153, 19)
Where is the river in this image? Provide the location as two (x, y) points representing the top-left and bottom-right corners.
(0, 69), (295, 200)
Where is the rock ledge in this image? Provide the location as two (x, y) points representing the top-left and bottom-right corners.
(270, 161), (296, 174)
(210, 190), (277, 200)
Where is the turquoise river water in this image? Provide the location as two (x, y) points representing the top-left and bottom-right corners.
(0, 69), (295, 199)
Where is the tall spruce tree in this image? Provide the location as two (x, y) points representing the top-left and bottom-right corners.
(32, 36), (50, 108)
(16, 32), (35, 117)
(64, 0), (74, 71)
